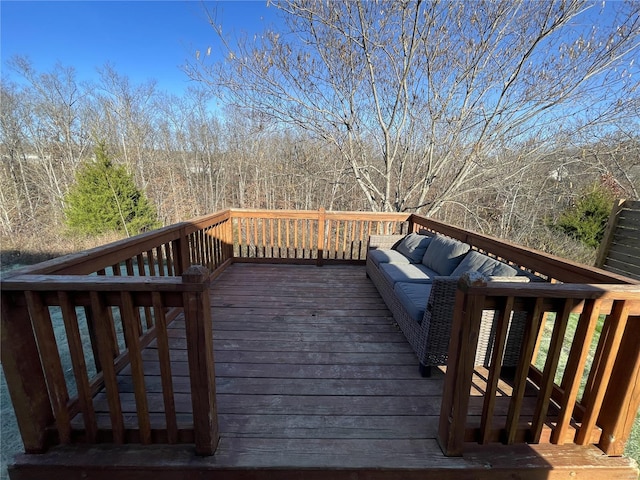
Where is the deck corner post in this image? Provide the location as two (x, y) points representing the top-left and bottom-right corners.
(1, 293), (54, 453)
(182, 265), (219, 455)
(438, 275), (485, 456)
(172, 227), (191, 275)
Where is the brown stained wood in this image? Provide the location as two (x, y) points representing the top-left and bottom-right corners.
(156, 246), (165, 276)
(182, 266), (219, 455)
(3, 212), (230, 278)
(165, 242), (174, 276)
(8, 442), (640, 480)
(409, 213), (637, 284)
(551, 298), (602, 445)
(576, 300), (631, 445)
(480, 296), (514, 444)
(89, 291), (125, 444)
(530, 298), (573, 443)
(596, 199), (626, 268)
(147, 249), (157, 275)
(151, 292), (179, 444)
(120, 291), (152, 444)
(24, 291), (72, 444)
(598, 317), (640, 454)
(7, 263), (640, 478)
(317, 208), (325, 265)
(58, 292), (98, 443)
(506, 298), (544, 444)
(1, 294), (54, 453)
(439, 289), (484, 456)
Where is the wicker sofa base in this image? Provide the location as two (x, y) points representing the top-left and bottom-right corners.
(366, 236), (525, 376)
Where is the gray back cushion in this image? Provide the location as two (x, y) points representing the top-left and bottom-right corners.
(421, 235), (470, 275)
(394, 233), (432, 263)
(450, 250), (518, 277)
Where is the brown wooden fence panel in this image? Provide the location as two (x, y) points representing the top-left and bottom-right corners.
(597, 200), (640, 280)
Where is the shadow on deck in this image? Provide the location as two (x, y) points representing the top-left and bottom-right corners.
(8, 264), (638, 479)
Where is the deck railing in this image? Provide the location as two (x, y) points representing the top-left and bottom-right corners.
(232, 208), (410, 262)
(438, 277), (640, 456)
(1, 210), (233, 454)
(2, 208), (639, 459)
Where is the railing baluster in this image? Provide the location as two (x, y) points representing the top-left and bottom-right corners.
(576, 300), (630, 445)
(480, 296), (514, 444)
(505, 297), (545, 444)
(551, 298), (602, 444)
(58, 292), (98, 443)
(147, 249), (157, 275)
(156, 246), (165, 276)
(284, 218), (289, 258)
(166, 242), (175, 276)
(120, 291), (151, 444)
(530, 298), (573, 443)
(152, 292), (178, 443)
(90, 291), (125, 444)
(24, 291), (72, 444)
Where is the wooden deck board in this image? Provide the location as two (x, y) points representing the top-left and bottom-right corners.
(11, 264), (639, 479)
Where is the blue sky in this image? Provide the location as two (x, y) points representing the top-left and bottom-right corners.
(1, 1), (279, 95)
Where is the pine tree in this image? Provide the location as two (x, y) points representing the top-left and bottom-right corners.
(64, 142), (159, 236)
(554, 183), (615, 249)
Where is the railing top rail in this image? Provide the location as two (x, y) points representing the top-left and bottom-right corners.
(3, 210), (232, 278)
(228, 208), (410, 221)
(1, 274), (206, 292)
(410, 214), (639, 285)
(461, 279), (640, 301)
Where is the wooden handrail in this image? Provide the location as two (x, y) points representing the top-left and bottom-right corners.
(409, 214), (639, 285)
(439, 275), (640, 456)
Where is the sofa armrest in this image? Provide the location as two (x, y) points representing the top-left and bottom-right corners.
(367, 234), (405, 251)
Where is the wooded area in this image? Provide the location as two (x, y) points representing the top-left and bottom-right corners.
(1, 0), (639, 263)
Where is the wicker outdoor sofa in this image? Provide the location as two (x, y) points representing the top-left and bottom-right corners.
(366, 233), (536, 377)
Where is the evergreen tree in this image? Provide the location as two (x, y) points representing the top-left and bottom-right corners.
(554, 183), (615, 249)
(64, 142), (159, 236)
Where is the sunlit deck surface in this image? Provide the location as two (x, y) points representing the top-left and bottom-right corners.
(11, 264), (638, 479)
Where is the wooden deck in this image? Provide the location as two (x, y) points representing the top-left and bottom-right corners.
(8, 264), (639, 479)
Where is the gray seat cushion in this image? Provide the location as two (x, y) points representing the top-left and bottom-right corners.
(450, 250), (518, 277)
(394, 233), (433, 263)
(422, 235), (470, 276)
(394, 282), (432, 324)
(368, 249), (411, 266)
(379, 262), (439, 286)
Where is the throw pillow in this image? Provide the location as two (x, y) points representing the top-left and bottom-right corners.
(394, 233), (433, 263)
(421, 234), (470, 275)
(450, 250), (519, 277)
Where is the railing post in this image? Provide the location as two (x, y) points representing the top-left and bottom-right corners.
(438, 273), (486, 456)
(172, 227), (191, 275)
(407, 214), (416, 234)
(317, 208), (326, 266)
(226, 214), (235, 261)
(0, 293), (54, 453)
(182, 265), (219, 455)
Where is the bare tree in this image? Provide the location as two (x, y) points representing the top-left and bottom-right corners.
(187, 0), (640, 213)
